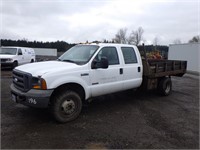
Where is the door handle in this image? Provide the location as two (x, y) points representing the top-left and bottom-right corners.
(120, 68), (123, 74)
(138, 67), (141, 72)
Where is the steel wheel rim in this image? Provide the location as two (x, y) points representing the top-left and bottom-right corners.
(61, 99), (76, 115)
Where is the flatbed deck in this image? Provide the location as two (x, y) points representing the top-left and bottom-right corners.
(138, 45), (187, 91)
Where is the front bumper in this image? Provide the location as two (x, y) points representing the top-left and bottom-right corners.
(10, 83), (53, 108)
(1, 62), (13, 67)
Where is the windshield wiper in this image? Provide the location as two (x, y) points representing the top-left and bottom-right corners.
(62, 59), (76, 63)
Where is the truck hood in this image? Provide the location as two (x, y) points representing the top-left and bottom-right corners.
(0, 55), (15, 58)
(15, 61), (81, 77)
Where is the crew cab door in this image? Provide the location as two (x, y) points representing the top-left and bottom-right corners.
(120, 46), (143, 90)
(89, 46), (123, 97)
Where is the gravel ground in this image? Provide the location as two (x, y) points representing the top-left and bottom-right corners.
(1, 69), (199, 149)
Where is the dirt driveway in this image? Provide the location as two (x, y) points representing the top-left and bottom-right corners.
(1, 70), (199, 149)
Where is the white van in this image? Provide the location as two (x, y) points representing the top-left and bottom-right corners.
(0, 46), (36, 68)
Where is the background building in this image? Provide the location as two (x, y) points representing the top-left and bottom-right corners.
(34, 48), (57, 56)
(168, 43), (200, 75)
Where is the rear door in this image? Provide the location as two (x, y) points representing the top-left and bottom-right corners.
(120, 46), (143, 90)
(89, 46), (123, 97)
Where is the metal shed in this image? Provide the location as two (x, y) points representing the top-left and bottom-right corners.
(168, 43), (200, 75)
(34, 48), (57, 56)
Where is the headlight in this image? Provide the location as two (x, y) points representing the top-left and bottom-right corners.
(32, 77), (47, 90)
(6, 58), (13, 62)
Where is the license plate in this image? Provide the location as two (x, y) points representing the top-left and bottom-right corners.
(11, 94), (16, 102)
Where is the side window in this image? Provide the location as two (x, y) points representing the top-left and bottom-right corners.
(18, 49), (22, 55)
(121, 47), (138, 64)
(95, 47), (119, 65)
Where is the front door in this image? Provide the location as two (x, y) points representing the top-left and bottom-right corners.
(89, 46), (123, 97)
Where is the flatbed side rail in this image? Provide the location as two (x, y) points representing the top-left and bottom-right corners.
(143, 59), (187, 78)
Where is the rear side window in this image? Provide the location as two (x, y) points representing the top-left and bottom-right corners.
(121, 47), (138, 64)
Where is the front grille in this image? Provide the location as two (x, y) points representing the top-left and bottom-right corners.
(13, 69), (32, 92)
(0, 59), (7, 62)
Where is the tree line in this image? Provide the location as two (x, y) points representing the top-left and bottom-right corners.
(1, 39), (76, 52)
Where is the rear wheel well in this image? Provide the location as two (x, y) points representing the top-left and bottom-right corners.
(50, 83), (85, 104)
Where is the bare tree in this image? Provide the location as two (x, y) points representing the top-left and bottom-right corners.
(173, 39), (182, 44)
(189, 35), (200, 43)
(153, 36), (160, 50)
(114, 28), (127, 44)
(128, 27), (144, 46)
(153, 36), (160, 46)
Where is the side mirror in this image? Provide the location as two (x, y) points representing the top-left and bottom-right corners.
(91, 57), (109, 69)
(100, 57), (109, 69)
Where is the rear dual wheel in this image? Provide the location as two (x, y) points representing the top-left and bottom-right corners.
(158, 77), (172, 96)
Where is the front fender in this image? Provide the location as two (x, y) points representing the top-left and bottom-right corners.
(46, 76), (90, 100)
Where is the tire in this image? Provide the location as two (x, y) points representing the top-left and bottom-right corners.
(158, 77), (172, 96)
(51, 90), (82, 123)
(31, 59), (34, 63)
(13, 61), (18, 69)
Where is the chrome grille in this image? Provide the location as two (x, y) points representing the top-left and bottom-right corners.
(0, 59), (7, 62)
(13, 69), (32, 92)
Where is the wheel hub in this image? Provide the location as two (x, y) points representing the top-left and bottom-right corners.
(61, 100), (75, 115)
(165, 83), (171, 93)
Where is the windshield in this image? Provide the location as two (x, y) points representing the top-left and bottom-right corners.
(59, 45), (99, 65)
(0, 48), (17, 55)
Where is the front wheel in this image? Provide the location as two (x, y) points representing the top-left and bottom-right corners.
(158, 77), (172, 96)
(51, 90), (82, 123)
(12, 61), (18, 69)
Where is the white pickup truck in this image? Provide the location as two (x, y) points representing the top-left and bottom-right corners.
(10, 43), (187, 123)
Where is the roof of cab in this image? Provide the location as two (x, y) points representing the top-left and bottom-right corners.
(79, 42), (137, 48)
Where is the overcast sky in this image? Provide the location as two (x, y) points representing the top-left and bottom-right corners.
(1, 0), (199, 45)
